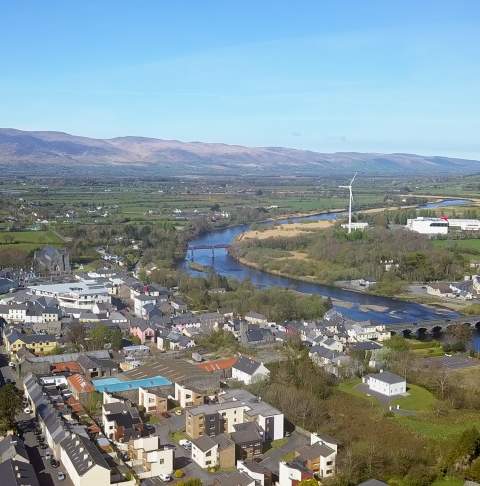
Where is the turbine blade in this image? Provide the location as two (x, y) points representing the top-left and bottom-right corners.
(350, 172), (357, 185)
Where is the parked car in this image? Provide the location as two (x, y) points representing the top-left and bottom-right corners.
(50, 459), (60, 468)
(161, 411), (171, 418)
(174, 409), (182, 416)
(158, 473), (171, 482)
(57, 472), (66, 481)
(40, 443), (48, 450)
(179, 439), (192, 450)
(23, 407), (32, 414)
(8, 361), (16, 367)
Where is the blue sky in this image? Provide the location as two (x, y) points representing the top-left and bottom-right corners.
(1, 1), (479, 158)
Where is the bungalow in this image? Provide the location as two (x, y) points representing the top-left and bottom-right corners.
(363, 370), (406, 397)
(231, 356), (270, 385)
(309, 345), (350, 376)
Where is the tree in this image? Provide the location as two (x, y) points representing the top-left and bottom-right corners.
(298, 480), (319, 486)
(0, 384), (22, 432)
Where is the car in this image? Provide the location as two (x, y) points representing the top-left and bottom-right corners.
(179, 439), (192, 449)
(8, 361), (16, 367)
(50, 458), (60, 468)
(23, 408), (32, 414)
(144, 424), (155, 433)
(57, 472), (66, 481)
(174, 409), (182, 416)
(161, 411), (171, 418)
(158, 473), (171, 482)
(40, 443), (48, 449)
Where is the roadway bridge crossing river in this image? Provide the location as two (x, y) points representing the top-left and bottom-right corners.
(390, 315), (480, 336)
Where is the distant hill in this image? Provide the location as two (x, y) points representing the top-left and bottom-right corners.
(0, 127), (478, 177)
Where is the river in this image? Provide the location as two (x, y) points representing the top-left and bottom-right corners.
(181, 199), (471, 324)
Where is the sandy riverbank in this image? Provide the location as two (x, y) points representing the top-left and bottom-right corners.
(239, 219), (335, 240)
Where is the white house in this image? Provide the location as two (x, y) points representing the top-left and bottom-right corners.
(60, 433), (111, 486)
(128, 436), (173, 479)
(363, 370), (406, 396)
(231, 356), (270, 385)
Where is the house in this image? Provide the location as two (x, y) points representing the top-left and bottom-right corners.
(232, 356), (270, 385)
(278, 461), (315, 486)
(186, 401), (248, 439)
(130, 320), (156, 344)
(345, 321), (391, 342)
(197, 357), (237, 379)
(240, 324), (274, 346)
(231, 422), (264, 459)
(0, 459), (40, 486)
(426, 283), (456, 298)
(127, 436), (173, 479)
(0, 435), (29, 464)
(133, 294), (157, 318)
(295, 442), (336, 478)
(102, 395), (143, 443)
(4, 329), (57, 356)
(191, 433), (235, 469)
(67, 374), (95, 401)
(138, 386), (168, 416)
(219, 389), (284, 441)
(78, 354), (118, 378)
(245, 312), (268, 325)
(60, 433), (111, 486)
(212, 471), (256, 486)
(237, 460), (272, 486)
(309, 345), (350, 374)
(363, 371), (406, 397)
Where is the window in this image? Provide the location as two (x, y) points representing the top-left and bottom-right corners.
(159, 459), (164, 464)
(327, 461), (333, 465)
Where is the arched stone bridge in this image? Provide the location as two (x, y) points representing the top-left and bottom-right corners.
(389, 315), (480, 337)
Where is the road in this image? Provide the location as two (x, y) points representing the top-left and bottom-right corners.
(17, 413), (74, 486)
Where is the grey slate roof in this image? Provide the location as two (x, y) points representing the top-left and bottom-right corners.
(368, 371), (405, 385)
(60, 434), (110, 476)
(0, 459), (40, 486)
(233, 356), (261, 376)
(231, 422), (264, 444)
(214, 471), (254, 486)
(191, 435), (217, 452)
(0, 435), (29, 463)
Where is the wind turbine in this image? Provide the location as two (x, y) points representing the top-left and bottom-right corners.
(339, 173), (357, 234)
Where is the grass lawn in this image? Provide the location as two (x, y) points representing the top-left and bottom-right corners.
(170, 430), (187, 443)
(0, 230), (63, 244)
(337, 379), (436, 412)
(396, 410), (480, 441)
(433, 238), (480, 254)
(269, 437), (289, 450)
(431, 477), (464, 486)
(393, 384), (436, 411)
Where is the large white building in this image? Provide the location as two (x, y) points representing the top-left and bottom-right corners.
(364, 371), (406, 397)
(28, 280), (110, 310)
(406, 217), (449, 235)
(407, 217), (480, 235)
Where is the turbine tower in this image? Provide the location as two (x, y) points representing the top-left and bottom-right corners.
(339, 173), (357, 234)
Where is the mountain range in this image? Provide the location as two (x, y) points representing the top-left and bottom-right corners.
(0, 128), (478, 177)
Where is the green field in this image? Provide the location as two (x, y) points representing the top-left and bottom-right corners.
(433, 238), (480, 254)
(0, 230), (64, 254)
